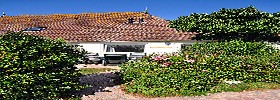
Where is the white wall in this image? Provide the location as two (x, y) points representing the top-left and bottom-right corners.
(73, 41), (200, 56)
(75, 42), (104, 55)
(74, 41), (279, 58)
(144, 42), (182, 54)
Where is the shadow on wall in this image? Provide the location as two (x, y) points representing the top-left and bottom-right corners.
(75, 71), (122, 96)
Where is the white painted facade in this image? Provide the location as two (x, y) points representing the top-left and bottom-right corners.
(72, 41), (203, 57)
(73, 41), (280, 58)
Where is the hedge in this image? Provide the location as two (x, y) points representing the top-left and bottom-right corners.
(0, 32), (86, 99)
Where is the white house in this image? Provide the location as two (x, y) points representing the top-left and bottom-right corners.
(0, 12), (202, 60)
(0, 12), (278, 64)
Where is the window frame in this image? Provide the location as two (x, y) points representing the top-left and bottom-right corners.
(104, 43), (145, 53)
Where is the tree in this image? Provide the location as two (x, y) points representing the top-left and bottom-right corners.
(169, 6), (280, 41)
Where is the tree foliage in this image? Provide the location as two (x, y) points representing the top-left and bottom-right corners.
(169, 6), (280, 41)
(0, 32), (87, 99)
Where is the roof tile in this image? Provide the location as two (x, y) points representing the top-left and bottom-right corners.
(0, 12), (197, 42)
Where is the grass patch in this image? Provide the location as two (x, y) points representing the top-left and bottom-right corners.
(79, 68), (117, 75)
(122, 82), (280, 97)
(212, 82), (280, 93)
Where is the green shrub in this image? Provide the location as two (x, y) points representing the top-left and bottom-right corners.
(119, 40), (280, 97)
(0, 32), (86, 99)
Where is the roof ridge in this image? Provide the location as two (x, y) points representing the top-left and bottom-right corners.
(5, 12), (147, 17)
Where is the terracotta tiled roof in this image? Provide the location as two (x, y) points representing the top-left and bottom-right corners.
(0, 12), (197, 42)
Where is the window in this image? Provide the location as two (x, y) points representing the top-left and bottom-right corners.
(106, 46), (115, 52)
(22, 27), (47, 31)
(106, 45), (145, 52)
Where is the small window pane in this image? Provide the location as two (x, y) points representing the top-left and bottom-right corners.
(106, 45), (144, 52)
(22, 27), (46, 31)
(106, 46), (115, 52)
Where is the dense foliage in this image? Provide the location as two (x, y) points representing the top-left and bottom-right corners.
(0, 32), (86, 99)
(119, 40), (280, 96)
(169, 6), (280, 41)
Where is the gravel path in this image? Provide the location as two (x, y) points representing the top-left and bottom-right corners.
(81, 86), (280, 100)
(76, 65), (280, 100)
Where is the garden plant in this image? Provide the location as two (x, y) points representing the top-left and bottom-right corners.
(120, 6), (280, 97)
(119, 40), (280, 96)
(0, 32), (87, 99)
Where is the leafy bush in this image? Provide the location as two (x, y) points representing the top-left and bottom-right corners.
(119, 40), (280, 97)
(0, 32), (86, 99)
(169, 6), (280, 41)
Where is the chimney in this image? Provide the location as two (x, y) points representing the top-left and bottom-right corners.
(139, 18), (144, 23)
(1, 12), (6, 17)
(128, 18), (134, 23)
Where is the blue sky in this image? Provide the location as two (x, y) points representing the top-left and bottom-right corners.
(1, 0), (280, 20)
